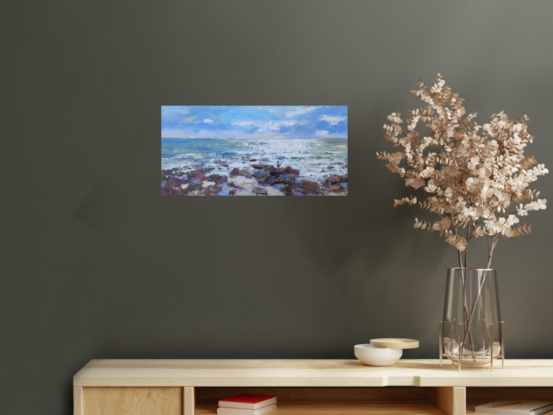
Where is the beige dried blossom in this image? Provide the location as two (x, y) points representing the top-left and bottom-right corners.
(378, 74), (548, 268)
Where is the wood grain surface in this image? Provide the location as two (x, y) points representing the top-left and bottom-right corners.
(427, 387), (465, 415)
(82, 387), (182, 415)
(73, 360), (553, 387)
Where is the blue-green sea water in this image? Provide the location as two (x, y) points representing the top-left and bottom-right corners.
(161, 138), (347, 182)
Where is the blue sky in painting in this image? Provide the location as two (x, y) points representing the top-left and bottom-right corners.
(161, 106), (347, 139)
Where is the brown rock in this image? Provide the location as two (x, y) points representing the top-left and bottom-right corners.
(230, 168), (252, 178)
(208, 174), (226, 184)
(254, 187), (268, 196)
(301, 180), (319, 194)
(189, 171), (207, 181)
(282, 186), (295, 196)
(252, 164), (273, 170)
(284, 166), (300, 175)
(207, 185), (223, 196)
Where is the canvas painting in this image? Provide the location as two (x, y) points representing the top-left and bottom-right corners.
(161, 106), (348, 196)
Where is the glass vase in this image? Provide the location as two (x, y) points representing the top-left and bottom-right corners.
(441, 268), (504, 367)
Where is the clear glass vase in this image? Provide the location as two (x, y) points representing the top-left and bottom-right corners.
(441, 268), (504, 366)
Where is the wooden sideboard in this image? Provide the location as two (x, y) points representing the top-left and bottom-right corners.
(73, 359), (553, 415)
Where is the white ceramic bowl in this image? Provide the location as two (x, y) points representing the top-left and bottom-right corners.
(354, 344), (403, 366)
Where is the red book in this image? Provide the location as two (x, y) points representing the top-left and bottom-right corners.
(218, 394), (277, 410)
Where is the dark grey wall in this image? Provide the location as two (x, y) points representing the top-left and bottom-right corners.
(2, 1), (553, 413)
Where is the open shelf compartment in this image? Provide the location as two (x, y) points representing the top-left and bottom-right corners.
(466, 387), (553, 415)
(195, 387), (464, 415)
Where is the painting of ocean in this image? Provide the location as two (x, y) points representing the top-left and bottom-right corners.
(161, 106), (348, 196)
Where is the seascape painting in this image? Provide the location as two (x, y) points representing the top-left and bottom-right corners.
(161, 106), (348, 196)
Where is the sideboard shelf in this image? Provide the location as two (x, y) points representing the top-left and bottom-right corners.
(73, 359), (553, 415)
(195, 402), (444, 415)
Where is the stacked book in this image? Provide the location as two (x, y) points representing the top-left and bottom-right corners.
(475, 400), (553, 415)
(217, 394), (277, 415)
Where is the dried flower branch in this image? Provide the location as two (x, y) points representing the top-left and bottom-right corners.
(378, 74), (548, 268)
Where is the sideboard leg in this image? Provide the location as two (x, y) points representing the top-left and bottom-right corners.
(74, 387), (83, 415)
(184, 387), (195, 415)
(427, 386), (466, 415)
